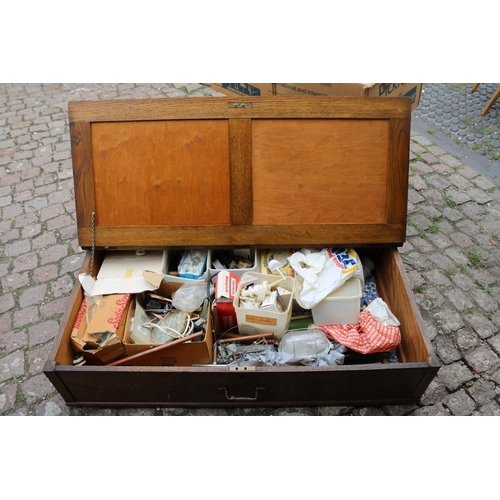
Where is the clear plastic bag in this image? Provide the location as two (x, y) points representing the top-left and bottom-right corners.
(171, 281), (211, 313)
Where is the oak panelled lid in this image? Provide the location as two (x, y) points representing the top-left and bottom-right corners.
(69, 95), (411, 249)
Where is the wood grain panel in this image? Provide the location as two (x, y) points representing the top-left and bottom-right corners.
(252, 119), (389, 225)
(387, 118), (410, 224)
(76, 223), (406, 248)
(69, 96), (411, 122)
(70, 122), (95, 228)
(91, 120), (231, 227)
(229, 119), (252, 225)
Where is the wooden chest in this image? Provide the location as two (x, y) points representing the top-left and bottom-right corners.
(44, 96), (440, 407)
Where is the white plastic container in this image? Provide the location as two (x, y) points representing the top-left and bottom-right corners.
(311, 277), (362, 325)
(162, 250), (210, 283)
(208, 248), (257, 277)
(233, 272), (295, 338)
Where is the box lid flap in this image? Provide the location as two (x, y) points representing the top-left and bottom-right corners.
(69, 95), (411, 249)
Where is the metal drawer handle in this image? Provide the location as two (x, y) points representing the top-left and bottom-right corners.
(219, 387), (265, 401)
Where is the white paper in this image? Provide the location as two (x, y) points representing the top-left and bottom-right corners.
(81, 250), (165, 296)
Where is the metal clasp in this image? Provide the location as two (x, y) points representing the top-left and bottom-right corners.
(229, 102), (252, 108)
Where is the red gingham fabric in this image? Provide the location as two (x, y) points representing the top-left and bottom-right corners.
(315, 309), (401, 355)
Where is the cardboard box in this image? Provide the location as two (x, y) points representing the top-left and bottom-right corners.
(213, 83), (422, 111)
(259, 249), (296, 277)
(211, 83), (274, 97)
(214, 270), (240, 334)
(123, 283), (214, 365)
(275, 83), (423, 111)
(70, 294), (131, 364)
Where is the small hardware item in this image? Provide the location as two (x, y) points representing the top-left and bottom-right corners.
(142, 292), (171, 313)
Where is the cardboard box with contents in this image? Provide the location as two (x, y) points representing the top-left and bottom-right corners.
(212, 83), (422, 111)
(71, 293), (131, 364)
(123, 282), (214, 366)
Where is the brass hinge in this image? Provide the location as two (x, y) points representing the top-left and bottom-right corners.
(229, 102), (252, 108)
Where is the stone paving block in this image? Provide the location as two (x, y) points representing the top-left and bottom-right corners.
(466, 188), (493, 205)
(447, 188), (472, 205)
(427, 233), (453, 249)
(448, 173), (473, 190)
(465, 347), (500, 373)
(464, 313), (497, 340)
(433, 307), (466, 334)
(449, 231), (475, 248)
(0, 384), (18, 413)
(411, 403), (450, 416)
(437, 361), (475, 391)
(467, 378), (499, 406)
(35, 395), (70, 416)
(0, 351), (24, 383)
(21, 373), (55, 405)
(454, 328), (479, 352)
(474, 176), (496, 191)
(435, 335), (462, 364)
(471, 288), (498, 313)
(442, 389), (477, 415)
(440, 154), (462, 168)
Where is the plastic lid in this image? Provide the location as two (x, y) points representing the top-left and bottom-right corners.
(325, 278), (362, 300)
(278, 329), (330, 357)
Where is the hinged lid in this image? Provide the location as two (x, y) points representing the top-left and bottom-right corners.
(69, 95), (411, 249)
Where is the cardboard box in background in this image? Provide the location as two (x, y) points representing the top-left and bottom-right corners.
(211, 83), (274, 97)
(212, 83), (422, 111)
(275, 83), (422, 110)
(275, 83), (365, 97)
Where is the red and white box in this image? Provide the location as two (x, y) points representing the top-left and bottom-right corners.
(215, 271), (240, 334)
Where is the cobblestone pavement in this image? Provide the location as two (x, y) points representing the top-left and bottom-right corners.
(1, 83), (500, 416)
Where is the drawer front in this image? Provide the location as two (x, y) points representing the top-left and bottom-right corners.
(48, 364), (437, 407)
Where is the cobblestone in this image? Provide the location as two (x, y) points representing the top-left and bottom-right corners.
(0, 82), (499, 421)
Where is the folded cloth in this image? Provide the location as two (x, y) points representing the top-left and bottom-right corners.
(315, 309), (401, 355)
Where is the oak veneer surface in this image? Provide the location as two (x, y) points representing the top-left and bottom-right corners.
(252, 119), (389, 225)
(91, 120), (231, 227)
(69, 96), (411, 249)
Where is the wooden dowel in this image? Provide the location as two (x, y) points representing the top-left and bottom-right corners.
(108, 330), (204, 366)
(217, 332), (275, 344)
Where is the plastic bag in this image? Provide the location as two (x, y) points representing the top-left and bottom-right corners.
(314, 298), (401, 354)
(171, 281), (211, 313)
(289, 248), (364, 309)
(365, 298), (400, 326)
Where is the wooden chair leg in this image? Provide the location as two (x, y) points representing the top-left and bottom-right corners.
(481, 84), (500, 115)
(472, 83), (480, 93)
